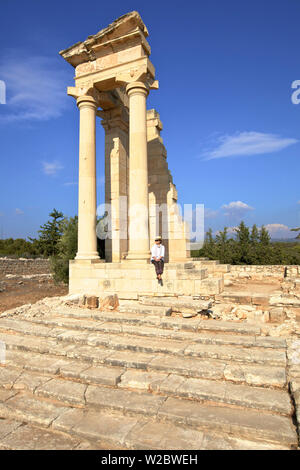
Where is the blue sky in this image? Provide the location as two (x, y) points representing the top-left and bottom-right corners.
(0, 0), (300, 240)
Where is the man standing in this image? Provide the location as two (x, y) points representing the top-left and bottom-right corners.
(151, 236), (165, 281)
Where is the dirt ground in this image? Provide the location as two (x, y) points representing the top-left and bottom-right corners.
(225, 280), (281, 295)
(0, 276), (68, 314)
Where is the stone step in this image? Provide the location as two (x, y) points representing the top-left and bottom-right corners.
(0, 389), (297, 448)
(117, 370), (291, 414)
(2, 346), (287, 389)
(0, 360), (291, 414)
(0, 419), (86, 450)
(0, 326), (286, 367)
(215, 292), (271, 307)
(32, 305), (264, 336)
(118, 303), (172, 316)
(139, 296), (212, 312)
(0, 413), (290, 451)
(4, 315), (286, 350)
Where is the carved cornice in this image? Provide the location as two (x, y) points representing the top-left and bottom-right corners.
(60, 11), (150, 68)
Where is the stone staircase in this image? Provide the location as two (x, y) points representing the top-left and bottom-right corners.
(0, 300), (299, 450)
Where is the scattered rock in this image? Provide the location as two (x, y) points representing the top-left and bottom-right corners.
(263, 311), (270, 323)
(180, 308), (197, 318)
(269, 307), (286, 324)
(99, 294), (119, 311)
(211, 303), (233, 315)
(85, 296), (99, 309)
(240, 305), (256, 313)
(0, 282), (6, 292)
(205, 310), (220, 320)
(182, 312), (195, 318)
(63, 294), (85, 306)
(237, 310), (248, 320)
(238, 273), (251, 279)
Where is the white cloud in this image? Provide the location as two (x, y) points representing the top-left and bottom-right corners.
(0, 53), (70, 123)
(264, 223), (294, 239)
(203, 132), (298, 160)
(226, 226), (238, 235)
(15, 208), (24, 215)
(222, 201), (254, 218)
(214, 226), (238, 237)
(42, 161), (64, 176)
(215, 223), (295, 239)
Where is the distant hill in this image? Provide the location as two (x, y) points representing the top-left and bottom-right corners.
(271, 238), (300, 243)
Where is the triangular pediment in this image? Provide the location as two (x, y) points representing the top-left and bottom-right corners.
(60, 11), (149, 67)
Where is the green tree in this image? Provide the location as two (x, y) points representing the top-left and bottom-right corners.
(50, 216), (78, 284)
(234, 221), (251, 264)
(215, 227), (232, 263)
(202, 228), (217, 259)
(291, 227), (300, 239)
(257, 225), (278, 264)
(33, 209), (64, 257)
(259, 225), (271, 245)
(249, 224), (260, 264)
(250, 224), (259, 244)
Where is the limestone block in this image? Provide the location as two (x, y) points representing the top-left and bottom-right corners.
(99, 294), (119, 311)
(235, 309), (248, 320)
(84, 296), (99, 309)
(173, 280), (195, 296)
(269, 308), (287, 323)
(196, 278), (224, 295)
(69, 278), (99, 295)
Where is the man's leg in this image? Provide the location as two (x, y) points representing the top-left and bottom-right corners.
(158, 260), (164, 275)
(152, 260), (159, 277)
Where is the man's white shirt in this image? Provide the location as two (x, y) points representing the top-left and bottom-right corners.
(151, 244), (165, 260)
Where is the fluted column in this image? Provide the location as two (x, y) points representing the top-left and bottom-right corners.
(125, 81), (150, 261)
(76, 95), (99, 260)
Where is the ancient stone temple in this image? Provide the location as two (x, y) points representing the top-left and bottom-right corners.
(60, 11), (224, 298)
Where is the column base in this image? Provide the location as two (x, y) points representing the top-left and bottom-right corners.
(75, 252), (100, 260)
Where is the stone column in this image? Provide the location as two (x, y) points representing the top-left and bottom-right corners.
(76, 95), (99, 260)
(126, 81), (150, 261)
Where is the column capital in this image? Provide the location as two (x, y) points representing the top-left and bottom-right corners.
(67, 86), (101, 109)
(76, 94), (98, 110)
(126, 81), (149, 97)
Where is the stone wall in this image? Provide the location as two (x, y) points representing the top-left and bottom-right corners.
(225, 265), (300, 280)
(0, 258), (50, 276)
